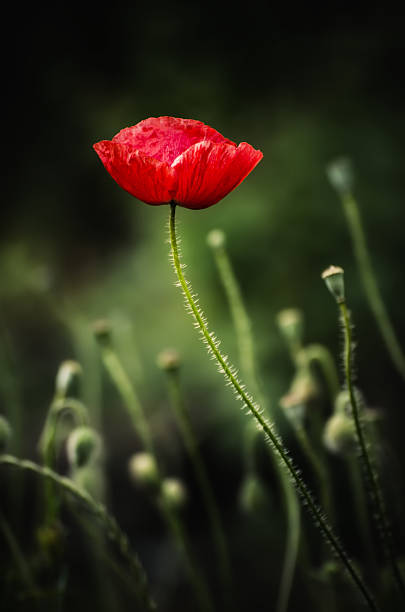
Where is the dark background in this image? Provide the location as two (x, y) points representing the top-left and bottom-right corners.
(1, 4), (405, 611)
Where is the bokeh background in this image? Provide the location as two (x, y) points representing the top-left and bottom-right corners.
(1, 4), (405, 611)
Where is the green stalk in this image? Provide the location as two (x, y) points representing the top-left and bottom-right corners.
(339, 300), (405, 600)
(164, 366), (233, 607)
(169, 202), (379, 612)
(294, 424), (335, 527)
(208, 229), (300, 612)
(95, 332), (214, 612)
(0, 454), (156, 612)
(0, 509), (37, 594)
(341, 192), (405, 381)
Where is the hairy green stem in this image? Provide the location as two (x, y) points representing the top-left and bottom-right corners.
(294, 425), (335, 527)
(341, 192), (405, 381)
(0, 454), (156, 612)
(339, 300), (405, 600)
(209, 230), (300, 612)
(169, 202), (379, 612)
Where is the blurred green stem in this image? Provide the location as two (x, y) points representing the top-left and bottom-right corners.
(0, 509), (37, 594)
(164, 366), (233, 607)
(302, 344), (340, 401)
(341, 192), (405, 381)
(169, 202), (379, 612)
(97, 339), (214, 612)
(339, 300), (405, 601)
(98, 344), (154, 454)
(209, 230), (300, 612)
(0, 454), (156, 612)
(294, 424), (335, 526)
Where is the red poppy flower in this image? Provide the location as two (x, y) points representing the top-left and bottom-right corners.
(93, 117), (263, 210)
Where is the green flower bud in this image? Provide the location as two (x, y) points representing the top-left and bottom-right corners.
(161, 477), (187, 510)
(0, 415), (12, 452)
(206, 228), (226, 250)
(276, 308), (304, 346)
(323, 412), (356, 455)
(239, 474), (270, 514)
(326, 157), (354, 196)
(321, 265), (345, 304)
(128, 452), (159, 488)
(92, 319), (113, 345)
(66, 426), (102, 469)
(156, 348), (181, 372)
(55, 360), (82, 398)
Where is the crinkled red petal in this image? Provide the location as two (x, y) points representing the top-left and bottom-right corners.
(93, 140), (176, 205)
(171, 141), (263, 209)
(112, 117), (235, 165)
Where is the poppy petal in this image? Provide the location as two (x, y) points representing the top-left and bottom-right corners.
(94, 140), (176, 205)
(112, 117), (235, 165)
(171, 141), (263, 209)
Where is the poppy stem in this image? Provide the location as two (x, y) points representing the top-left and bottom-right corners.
(339, 299), (405, 601)
(207, 228), (300, 612)
(0, 454), (157, 612)
(94, 323), (214, 612)
(341, 190), (405, 381)
(169, 202), (380, 612)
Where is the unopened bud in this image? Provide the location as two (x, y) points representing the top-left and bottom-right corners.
(128, 452), (159, 488)
(239, 474), (270, 514)
(326, 157), (354, 195)
(0, 415), (12, 452)
(206, 229), (226, 250)
(276, 308), (304, 347)
(323, 412), (356, 455)
(66, 426), (102, 468)
(161, 477), (187, 510)
(55, 360), (82, 398)
(321, 266), (345, 304)
(156, 348), (181, 372)
(92, 319), (112, 345)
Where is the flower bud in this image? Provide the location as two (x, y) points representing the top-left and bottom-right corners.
(206, 228), (226, 250)
(276, 308), (304, 348)
(239, 474), (270, 514)
(66, 426), (102, 469)
(0, 415), (12, 452)
(280, 371), (318, 426)
(323, 412), (356, 455)
(55, 360), (82, 398)
(326, 157), (354, 196)
(156, 348), (181, 372)
(128, 452), (159, 488)
(321, 266), (345, 304)
(161, 477), (187, 510)
(92, 319), (113, 345)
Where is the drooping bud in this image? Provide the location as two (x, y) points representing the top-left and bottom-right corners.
(239, 474), (270, 514)
(276, 308), (304, 350)
(156, 348), (181, 372)
(326, 157), (354, 196)
(128, 452), (159, 489)
(321, 266), (345, 304)
(66, 426), (102, 469)
(279, 370), (318, 426)
(323, 412), (356, 455)
(161, 477), (187, 510)
(206, 228), (226, 250)
(0, 415), (12, 452)
(55, 360), (82, 398)
(92, 319), (113, 346)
